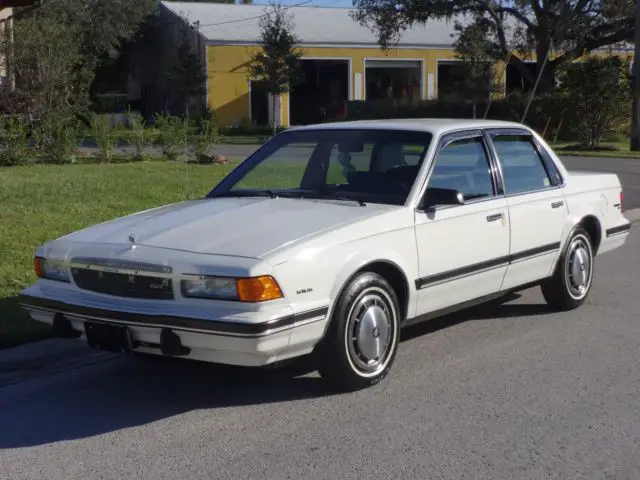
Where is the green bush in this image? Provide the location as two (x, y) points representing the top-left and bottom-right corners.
(91, 114), (118, 163)
(154, 113), (187, 161)
(0, 116), (30, 166)
(127, 111), (153, 162)
(34, 116), (78, 164)
(193, 110), (220, 163)
(342, 93), (567, 139)
(557, 56), (632, 147)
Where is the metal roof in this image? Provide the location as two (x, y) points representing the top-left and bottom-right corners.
(160, 1), (464, 48)
(160, 1), (632, 52)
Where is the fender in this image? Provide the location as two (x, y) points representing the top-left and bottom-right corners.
(323, 243), (419, 333)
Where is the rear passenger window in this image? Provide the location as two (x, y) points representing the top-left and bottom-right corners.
(491, 134), (553, 194)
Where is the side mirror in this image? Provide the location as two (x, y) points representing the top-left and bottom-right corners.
(421, 187), (465, 209)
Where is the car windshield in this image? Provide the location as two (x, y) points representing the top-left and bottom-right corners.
(208, 128), (433, 206)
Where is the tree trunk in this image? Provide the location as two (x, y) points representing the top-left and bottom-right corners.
(534, 39), (554, 94)
(272, 93), (277, 137)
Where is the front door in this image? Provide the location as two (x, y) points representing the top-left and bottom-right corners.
(485, 129), (568, 290)
(414, 131), (511, 315)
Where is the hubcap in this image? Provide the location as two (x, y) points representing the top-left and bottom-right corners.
(565, 235), (592, 299)
(345, 290), (395, 375)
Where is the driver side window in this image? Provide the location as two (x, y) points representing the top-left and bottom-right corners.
(427, 136), (496, 200)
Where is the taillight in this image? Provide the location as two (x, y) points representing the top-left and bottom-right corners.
(620, 190), (624, 209)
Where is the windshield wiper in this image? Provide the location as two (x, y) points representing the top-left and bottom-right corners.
(208, 190), (278, 199)
(278, 190), (366, 206)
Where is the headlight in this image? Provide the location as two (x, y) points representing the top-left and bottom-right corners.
(181, 275), (283, 302)
(34, 256), (70, 282)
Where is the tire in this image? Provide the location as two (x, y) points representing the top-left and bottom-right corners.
(316, 271), (401, 392)
(541, 226), (595, 312)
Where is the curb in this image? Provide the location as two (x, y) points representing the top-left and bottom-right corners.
(1, 207), (639, 387)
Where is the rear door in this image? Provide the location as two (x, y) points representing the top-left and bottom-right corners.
(484, 128), (568, 290)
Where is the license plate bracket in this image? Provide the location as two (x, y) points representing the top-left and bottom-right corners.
(84, 321), (133, 354)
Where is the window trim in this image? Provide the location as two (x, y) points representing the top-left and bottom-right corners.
(484, 128), (565, 197)
(415, 129), (503, 213)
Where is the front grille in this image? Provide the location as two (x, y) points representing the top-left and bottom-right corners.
(71, 267), (175, 300)
(71, 257), (173, 275)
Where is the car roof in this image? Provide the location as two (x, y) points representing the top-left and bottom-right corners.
(286, 118), (531, 136)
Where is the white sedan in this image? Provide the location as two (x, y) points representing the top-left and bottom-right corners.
(19, 119), (632, 391)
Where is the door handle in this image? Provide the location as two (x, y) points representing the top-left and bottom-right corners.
(486, 213), (503, 222)
(551, 200), (564, 209)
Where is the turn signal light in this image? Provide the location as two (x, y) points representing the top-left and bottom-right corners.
(34, 256), (44, 278)
(236, 276), (283, 302)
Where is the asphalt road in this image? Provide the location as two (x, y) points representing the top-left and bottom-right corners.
(215, 144), (640, 211)
(1, 220), (638, 478)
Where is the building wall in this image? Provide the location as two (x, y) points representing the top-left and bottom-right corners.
(207, 44), (461, 127)
(206, 43), (633, 128)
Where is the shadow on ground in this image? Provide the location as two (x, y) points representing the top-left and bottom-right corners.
(0, 295), (53, 350)
(0, 292), (549, 449)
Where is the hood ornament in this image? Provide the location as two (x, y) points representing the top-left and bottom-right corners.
(128, 233), (136, 250)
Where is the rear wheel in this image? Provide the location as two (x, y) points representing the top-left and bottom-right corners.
(317, 272), (400, 392)
(541, 226), (594, 311)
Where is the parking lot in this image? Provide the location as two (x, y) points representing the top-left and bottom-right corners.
(0, 155), (638, 479)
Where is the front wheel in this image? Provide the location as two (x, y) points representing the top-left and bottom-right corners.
(316, 272), (401, 392)
(541, 226), (594, 311)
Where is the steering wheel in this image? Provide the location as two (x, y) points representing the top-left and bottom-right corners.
(384, 165), (413, 192)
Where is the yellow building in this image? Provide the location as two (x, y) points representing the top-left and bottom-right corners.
(157, 1), (632, 128)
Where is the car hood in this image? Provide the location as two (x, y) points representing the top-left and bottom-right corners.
(56, 197), (392, 260)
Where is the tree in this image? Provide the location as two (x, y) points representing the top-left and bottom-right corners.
(452, 17), (502, 117)
(45, 0), (157, 71)
(558, 56), (631, 147)
(166, 23), (208, 117)
(247, 2), (303, 135)
(0, 0), (159, 128)
(351, 0), (635, 94)
(0, 11), (91, 120)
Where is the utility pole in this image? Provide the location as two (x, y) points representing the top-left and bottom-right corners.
(630, 0), (640, 150)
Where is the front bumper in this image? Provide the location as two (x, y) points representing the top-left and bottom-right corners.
(19, 288), (329, 367)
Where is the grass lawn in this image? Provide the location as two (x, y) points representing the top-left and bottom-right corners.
(551, 140), (640, 159)
(0, 161), (238, 349)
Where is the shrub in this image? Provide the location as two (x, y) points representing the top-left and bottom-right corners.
(34, 116), (78, 164)
(193, 110), (220, 163)
(154, 113), (187, 161)
(0, 116), (30, 166)
(557, 56), (632, 147)
(127, 111), (153, 162)
(91, 114), (118, 163)
(342, 93), (567, 139)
